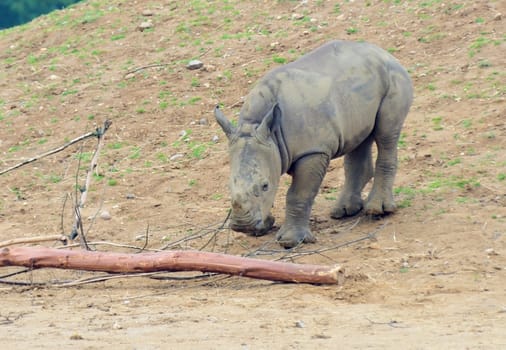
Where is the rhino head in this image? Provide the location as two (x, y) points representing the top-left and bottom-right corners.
(214, 105), (282, 236)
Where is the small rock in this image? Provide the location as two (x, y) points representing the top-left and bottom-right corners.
(292, 13), (305, 20)
(187, 59), (203, 70)
(485, 248), (498, 256)
(112, 322), (123, 330)
(295, 320), (305, 328)
(212, 135), (219, 143)
(170, 153), (184, 161)
(138, 21), (153, 31)
(203, 64), (216, 72)
(126, 193), (136, 199)
(493, 13), (502, 21)
(198, 118), (208, 125)
(100, 210), (112, 220)
(142, 9), (154, 16)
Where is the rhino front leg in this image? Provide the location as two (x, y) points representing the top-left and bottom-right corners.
(331, 135), (374, 219)
(276, 153), (329, 248)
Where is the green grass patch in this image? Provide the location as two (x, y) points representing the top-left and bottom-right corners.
(447, 158), (461, 166)
(346, 27), (359, 35)
(129, 146), (141, 159)
(431, 116), (443, 130)
(111, 33), (126, 41)
(427, 176), (480, 191)
(272, 56), (287, 64)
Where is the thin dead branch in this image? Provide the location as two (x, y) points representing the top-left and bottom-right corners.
(0, 235), (68, 248)
(69, 120), (112, 248)
(0, 120), (111, 176)
(124, 63), (171, 77)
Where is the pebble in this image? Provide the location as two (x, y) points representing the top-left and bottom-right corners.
(485, 248), (498, 256)
(295, 320), (305, 328)
(170, 153), (184, 161)
(126, 193), (135, 199)
(138, 21), (153, 31)
(493, 13), (502, 21)
(100, 210), (112, 220)
(186, 59), (203, 70)
(212, 135), (219, 143)
(142, 9), (154, 16)
(198, 118), (208, 125)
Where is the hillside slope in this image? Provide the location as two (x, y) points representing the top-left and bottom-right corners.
(1, 1), (505, 348)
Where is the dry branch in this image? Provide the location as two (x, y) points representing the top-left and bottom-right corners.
(0, 120), (111, 176)
(0, 246), (344, 285)
(69, 120), (112, 247)
(0, 235), (68, 249)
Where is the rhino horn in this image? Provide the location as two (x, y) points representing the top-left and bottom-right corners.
(214, 105), (236, 139)
(257, 104), (281, 141)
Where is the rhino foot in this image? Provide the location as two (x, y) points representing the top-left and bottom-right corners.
(330, 195), (363, 219)
(276, 225), (316, 249)
(364, 197), (396, 216)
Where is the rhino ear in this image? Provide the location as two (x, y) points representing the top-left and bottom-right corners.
(214, 105), (236, 139)
(257, 104), (281, 140)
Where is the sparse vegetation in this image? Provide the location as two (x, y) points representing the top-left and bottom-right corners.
(1, 1), (505, 345)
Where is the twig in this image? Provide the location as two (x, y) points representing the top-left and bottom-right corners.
(198, 210), (231, 251)
(365, 317), (408, 328)
(160, 224), (225, 250)
(56, 271), (216, 287)
(124, 63), (171, 77)
(0, 235), (68, 248)
(0, 269), (31, 279)
(0, 312), (31, 325)
(0, 121), (110, 176)
(61, 241), (162, 252)
(56, 272), (162, 287)
(70, 120), (112, 248)
(136, 224), (150, 253)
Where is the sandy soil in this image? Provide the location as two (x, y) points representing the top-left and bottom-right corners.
(0, 0), (505, 349)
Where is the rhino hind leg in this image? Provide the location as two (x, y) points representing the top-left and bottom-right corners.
(331, 135), (374, 219)
(364, 134), (398, 216)
(365, 82), (411, 216)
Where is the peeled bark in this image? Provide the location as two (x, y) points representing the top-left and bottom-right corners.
(0, 246), (344, 285)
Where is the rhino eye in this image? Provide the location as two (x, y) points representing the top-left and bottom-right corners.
(262, 182), (269, 192)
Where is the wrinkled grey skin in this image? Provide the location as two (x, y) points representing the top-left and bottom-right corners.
(215, 40), (413, 248)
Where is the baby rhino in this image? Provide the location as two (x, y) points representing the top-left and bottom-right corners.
(215, 40), (413, 248)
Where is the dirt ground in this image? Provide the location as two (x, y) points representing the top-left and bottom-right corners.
(0, 0), (505, 348)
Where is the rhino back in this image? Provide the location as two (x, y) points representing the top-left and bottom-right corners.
(240, 40), (412, 165)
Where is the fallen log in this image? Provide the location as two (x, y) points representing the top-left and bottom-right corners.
(0, 246), (344, 285)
